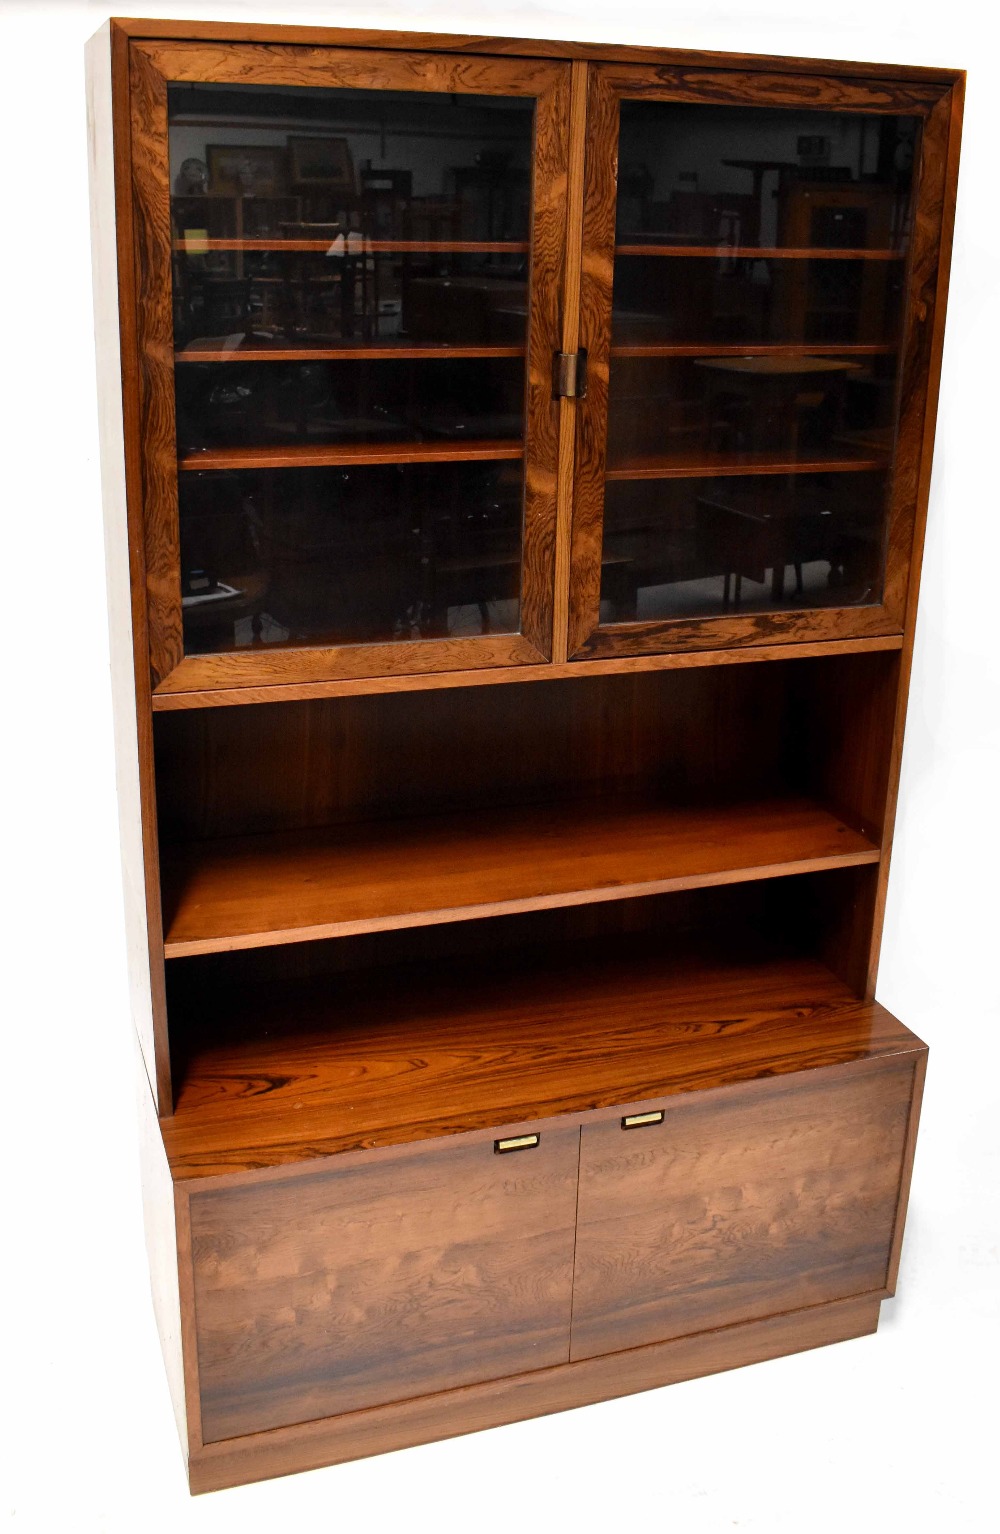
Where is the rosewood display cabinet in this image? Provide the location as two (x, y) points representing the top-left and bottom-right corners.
(87, 16), (963, 1494)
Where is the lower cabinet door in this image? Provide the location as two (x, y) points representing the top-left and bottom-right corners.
(190, 1127), (580, 1442)
(570, 1059), (916, 1362)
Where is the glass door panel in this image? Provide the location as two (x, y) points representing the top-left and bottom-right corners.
(169, 83), (535, 658)
(127, 44), (568, 691)
(570, 77), (927, 655)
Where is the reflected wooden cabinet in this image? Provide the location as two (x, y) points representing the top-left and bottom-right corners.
(89, 16), (961, 1495)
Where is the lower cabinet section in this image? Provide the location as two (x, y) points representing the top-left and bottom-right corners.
(190, 1126), (580, 1442)
(570, 1059), (915, 1360)
(179, 1046), (923, 1478)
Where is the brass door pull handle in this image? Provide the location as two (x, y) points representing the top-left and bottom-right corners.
(622, 1111), (664, 1129)
(494, 1133), (540, 1153)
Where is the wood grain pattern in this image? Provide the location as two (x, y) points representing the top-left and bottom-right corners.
(152, 652), (894, 846)
(518, 58), (570, 658)
(156, 661), (788, 840)
(567, 63), (619, 655)
(155, 635), (547, 695)
(568, 60), (959, 663)
(571, 1055), (916, 1359)
(873, 90), (954, 638)
(186, 1291), (882, 1491)
(129, 42), (183, 687)
(163, 951), (922, 1179)
(575, 605), (906, 659)
(189, 1127), (580, 1440)
(134, 39), (566, 95)
(149, 632), (903, 710)
(178, 439), (523, 471)
(865, 80), (965, 994)
(111, 21), (962, 83)
(795, 648), (900, 844)
(570, 82), (904, 673)
(93, 23), (956, 1494)
(575, 607), (905, 660)
(595, 63), (943, 114)
(160, 797), (879, 958)
(129, 39), (570, 689)
(886, 1047), (928, 1292)
(552, 59), (589, 664)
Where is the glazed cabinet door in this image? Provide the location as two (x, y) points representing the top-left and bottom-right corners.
(570, 1059), (917, 1361)
(126, 41), (571, 696)
(189, 1126), (579, 1442)
(567, 64), (954, 659)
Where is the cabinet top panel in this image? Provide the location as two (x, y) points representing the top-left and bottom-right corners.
(107, 19), (964, 84)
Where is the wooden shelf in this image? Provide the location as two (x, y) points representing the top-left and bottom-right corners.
(175, 343), (526, 362)
(160, 797), (880, 959)
(605, 448), (888, 481)
(163, 949), (915, 1178)
(614, 244), (905, 260)
(178, 438), (523, 471)
(174, 238), (530, 253)
(610, 343), (896, 358)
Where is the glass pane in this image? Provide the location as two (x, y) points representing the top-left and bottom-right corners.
(180, 462), (523, 650)
(603, 101), (918, 624)
(167, 81), (535, 653)
(600, 472), (887, 621)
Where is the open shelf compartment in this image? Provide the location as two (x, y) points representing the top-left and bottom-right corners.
(163, 873), (917, 1179)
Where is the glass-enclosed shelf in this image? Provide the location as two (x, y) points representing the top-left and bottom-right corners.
(167, 81), (539, 656)
(594, 101), (918, 628)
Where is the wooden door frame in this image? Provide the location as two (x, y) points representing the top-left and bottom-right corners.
(566, 63), (959, 660)
(125, 39), (572, 694)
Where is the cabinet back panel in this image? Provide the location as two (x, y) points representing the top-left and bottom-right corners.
(154, 667), (790, 841)
(153, 655), (895, 844)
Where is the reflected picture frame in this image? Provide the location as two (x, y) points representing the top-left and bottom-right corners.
(206, 144), (287, 197)
(288, 135), (356, 194)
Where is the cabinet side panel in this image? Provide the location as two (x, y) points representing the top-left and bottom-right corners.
(868, 79), (965, 992)
(87, 23), (170, 1107)
(571, 1057), (914, 1360)
(189, 1128), (580, 1442)
(135, 1051), (189, 1460)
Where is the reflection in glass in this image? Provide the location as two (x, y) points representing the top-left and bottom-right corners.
(615, 102), (916, 250)
(601, 101), (918, 626)
(167, 81), (534, 658)
(600, 472), (887, 622)
(611, 253), (907, 348)
(180, 463), (523, 652)
(168, 84), (534, 353)
(607, 353), (898, 466)
(175, 356), (524, 454)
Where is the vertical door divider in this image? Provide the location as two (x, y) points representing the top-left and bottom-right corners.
(552, 60), (590, 665)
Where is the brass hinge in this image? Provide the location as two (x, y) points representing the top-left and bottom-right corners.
(553, 348), (588, 399)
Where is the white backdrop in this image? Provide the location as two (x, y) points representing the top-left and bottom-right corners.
(1, 2), (997, 1529)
